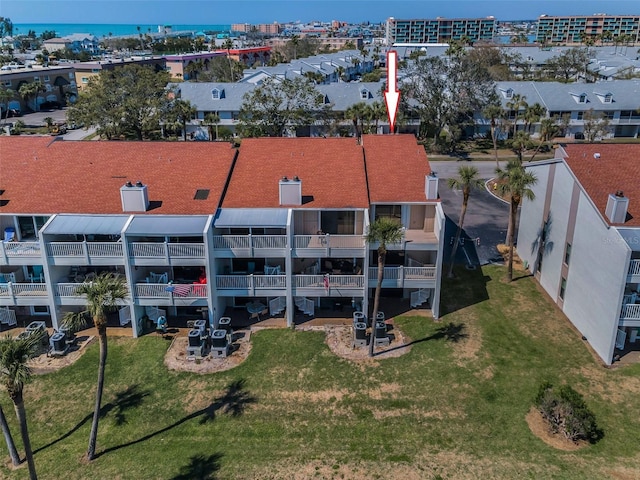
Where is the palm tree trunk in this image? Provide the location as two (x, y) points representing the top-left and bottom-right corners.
(0, 405), (21, 466)
(507, 200), (516, 282)
(491, 124), (499, 168)
(448, 197), (468, 278)
(13, 395), (37, 480)
(87, 330), (108, 460)
(369, 250), (385, 357)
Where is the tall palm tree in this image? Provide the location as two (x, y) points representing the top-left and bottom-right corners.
(170, 99), (197, 141)
(18, 81), (45, 112)
(495, 161), (537, 282)
(222, 37), (235, 81)
(365, 101), (386, 134)
(482, 103), (505, 168)
(447, 167), (483, 277)
(529, 117), (558, 163)
(0, 86), (16, 125)
(505, 93), (527, 138)
(0, 332), (43, 480)
(366, 217), (404, 357)
(345, 102), (367, 140)
(0, 404), (21, 466)
(61, 273), (128, 461)
(203, 112), (220, 141)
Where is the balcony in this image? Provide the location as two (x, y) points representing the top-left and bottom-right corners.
(215, 274), (287, 296)
(293, 274), (365, 297)
(212, 235), (287, 258)
(129, 242), (206, 266)
(368, 266), (437, 288)
(628, 260), (640, 282)
(134, 283), (207, 306)
(293, 234), (366, 258)
(620, 298), (640, 324)
(0, 282), (49, 306)
(0, 242), (42, 265)
(47, 241), (125, 265)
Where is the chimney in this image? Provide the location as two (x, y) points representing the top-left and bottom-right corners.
(605, 190), (628, 224)
(279, 176), (302, 206)
(120, 181), (149, 212)
(425, 172), (438, 200)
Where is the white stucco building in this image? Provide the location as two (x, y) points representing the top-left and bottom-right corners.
(517, 144), (640, 365)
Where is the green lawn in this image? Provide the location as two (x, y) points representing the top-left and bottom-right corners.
(2, 266), (640, 479)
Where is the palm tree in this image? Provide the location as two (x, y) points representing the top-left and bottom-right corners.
(523, 103), (546, 134)
(345, 102), (368, 140)
(447, 167), (483, 277)
(222, 37), (235, 80)
(0, 332), (43, 480)
(495, 161), (537, 282)
(0, 86), (16, 125)
(482, 103), (505, 168)
(529, 117), (558, 162)
(366, 217), (404, 357)
(335, 65), (345, 82)
(61, 273), (128, 461)
(365, 101), (386, 134)
(170, 99), (197, 141)
(203, 112), (220, 141)
(505, 93), (528, 138)
(18, 81), (45, 112)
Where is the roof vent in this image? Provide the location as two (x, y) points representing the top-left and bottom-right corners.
(279, 176), (302, 206)
(120, 181), (149, 212)
(594, 153), (601, 159)
(605, 191), (628, 224)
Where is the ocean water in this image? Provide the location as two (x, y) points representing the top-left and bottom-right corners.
(13, 23), (232, 38)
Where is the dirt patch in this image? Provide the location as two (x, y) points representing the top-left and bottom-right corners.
(323, 324), (412, 362)
(497, 244), (525, 271)
(164, 330), (252, 374)
(525, 407), (587, 451)
(28, 335), (95, 375)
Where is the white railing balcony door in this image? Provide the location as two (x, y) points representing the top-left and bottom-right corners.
(293, 234), (366, 257)
(47, 241), (124, 264)
(0, 282), (49, 305)
(215, 274), (287, 296)
(368, 265), (437, 288)
(0, 242), (42, 264)
(293, 274), (364, 296)
(621, 303), (640, 321)
(129, 242), (205, 265)
(628, 260), (640, 280)
(212, 235), (287, 257)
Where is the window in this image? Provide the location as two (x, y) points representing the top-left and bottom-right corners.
(564, 243), (571, 265)
(504, 88), (513, 99)
(2, 80), (10, 87)
(211, 88), (224, 99)
(360, 89), (369, 99)
(43, 75), (50, 82)
(375, 205), (402, 220)
(578, 94), (587, 103)
(577, 111), (585, 120)
(81, 77), (89, 83)
(33, 76), (40, 82)
(559, 277), (567, 300)
(603, 93), (612, 103)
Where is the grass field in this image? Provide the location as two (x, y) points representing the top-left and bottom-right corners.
(2, 265), (640, 479)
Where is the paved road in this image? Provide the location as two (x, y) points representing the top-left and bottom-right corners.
(433, 161), (509, 267)
(430, 160), (506, 180)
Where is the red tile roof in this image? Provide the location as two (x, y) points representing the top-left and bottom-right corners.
(0, 137), (236, 215)
(223, 137), (370, 208)
(562, 144), (640, 227)
(362, 134), (432, 203)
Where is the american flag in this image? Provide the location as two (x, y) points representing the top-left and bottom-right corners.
(172, 284), (192, 297)
(323, 275), (329, 292)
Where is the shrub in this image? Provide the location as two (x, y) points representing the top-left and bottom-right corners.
(535, 382), (603, 443)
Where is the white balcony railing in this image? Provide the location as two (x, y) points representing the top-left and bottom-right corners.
(0, 282), (48, 299)
(0, 241), (41, 258)
(621, 303), (640, 320)
(629, 260), (640, 277)
(55, 283), (83, 297)
(212, 235), (287, 252)
(294, 234), (365, 250)
(134, 283), (207, 299)
(215, 275), (287, 290)
(294, 274), (364, 289)
(47, 242), (124, 258)
(368, 265), (437, 283)
(129, 242), (205, 259)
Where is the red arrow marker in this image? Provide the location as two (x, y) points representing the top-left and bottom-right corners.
(384, 50), (400, 133)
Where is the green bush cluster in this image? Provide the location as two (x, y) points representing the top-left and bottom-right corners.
(535, 381), (603, 443)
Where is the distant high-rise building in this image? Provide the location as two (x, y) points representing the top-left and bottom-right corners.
(385, 16), (496, 45)
(536, 14), (640, 45)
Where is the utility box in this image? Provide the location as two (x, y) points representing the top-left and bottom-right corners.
(186, 329), (205, 358)
(49, 332), (69, 356)
(210, 329), (229, 357)
(353, 322), (367, 347)
(374, 321), (389, 346)
(26, 321), (49, 347)
(218, 317), (232, 334)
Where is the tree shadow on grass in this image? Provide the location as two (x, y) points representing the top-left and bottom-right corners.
(96, 379), (256, 458)
(33, 384), (150, 454)
(374, 322), (467, 356)
(170, 452), (223, 480)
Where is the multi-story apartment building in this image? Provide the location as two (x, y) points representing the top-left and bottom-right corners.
(536, 14), (640, 45)
(73, 56), (167, 91)
(517, 144), (640, 365)
(0, 135), (443, 335)
(385, 16), (496, 45)
(0, 65), (77, 113)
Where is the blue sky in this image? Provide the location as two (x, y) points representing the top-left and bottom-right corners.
(1, 0), (639, 24)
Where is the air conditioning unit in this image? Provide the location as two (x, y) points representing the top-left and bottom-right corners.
(188, 329), (202, 347)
